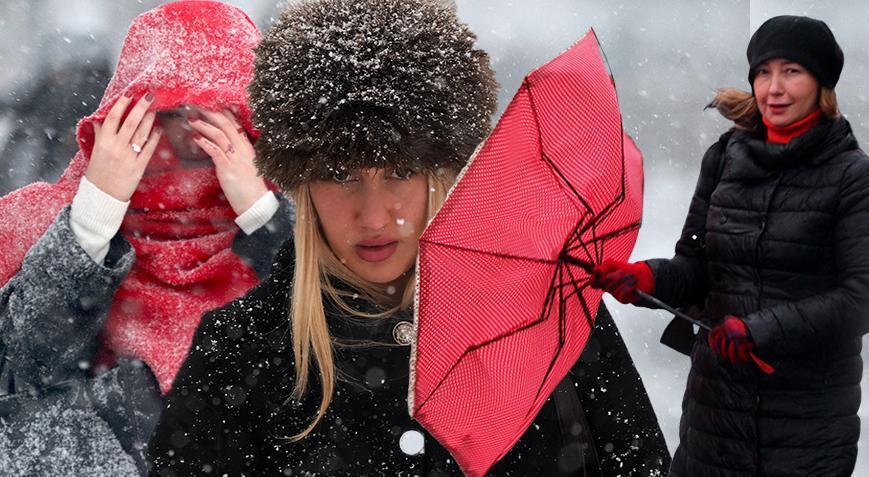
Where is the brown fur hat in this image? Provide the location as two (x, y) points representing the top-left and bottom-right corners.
(249, 0), (499, 191)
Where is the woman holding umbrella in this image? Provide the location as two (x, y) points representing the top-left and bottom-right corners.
(592, 15), (869, 477)
(149, 0), (670, 475)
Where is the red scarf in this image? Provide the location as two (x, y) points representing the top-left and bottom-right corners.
(763, 109), (823, 144)
(98, 138), (261, 392)
(0, 1), (263, 394)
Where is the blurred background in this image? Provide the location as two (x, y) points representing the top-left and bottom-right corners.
(1, 0), (867, 473)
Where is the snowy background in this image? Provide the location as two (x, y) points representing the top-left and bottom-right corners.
(1, 0), (868, 474)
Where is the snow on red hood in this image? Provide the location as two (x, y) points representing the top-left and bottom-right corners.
(0, 0), (261, 286)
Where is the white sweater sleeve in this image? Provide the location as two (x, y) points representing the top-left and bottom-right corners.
(234, 191), (280, 235)
(69, 176), (130, 264)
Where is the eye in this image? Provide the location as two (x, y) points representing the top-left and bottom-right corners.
(157, 110), (184, 120)
(330, 169), (355, 183)
(389, 167), (415, 180)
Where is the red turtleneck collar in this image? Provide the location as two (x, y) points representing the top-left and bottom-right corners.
(763, 109), (823, 144)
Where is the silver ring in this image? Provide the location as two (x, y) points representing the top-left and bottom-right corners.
(131, 143), (143, 153)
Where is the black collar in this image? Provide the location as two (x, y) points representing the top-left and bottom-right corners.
(731, 117), (858, 170)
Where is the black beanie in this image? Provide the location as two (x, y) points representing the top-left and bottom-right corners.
(747, 15), (844, 89)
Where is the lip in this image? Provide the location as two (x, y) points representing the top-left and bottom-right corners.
(767, 103), (791, 113)
(354, 240), (399, 262)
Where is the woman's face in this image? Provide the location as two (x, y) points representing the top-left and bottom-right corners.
(156, 105), (210, 164)
(753, 58), (820, 128)
(309, 167), (429, 287)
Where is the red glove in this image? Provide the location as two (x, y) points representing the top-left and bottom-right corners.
(590, 259), (654, 304)
(708, 316), (755, 364)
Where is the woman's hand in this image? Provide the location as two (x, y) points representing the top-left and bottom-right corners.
(87, 92), (162, 202)
(708, 316), (754, 364)
(590, 259), (655, 304)
(187, 109), (269, 215)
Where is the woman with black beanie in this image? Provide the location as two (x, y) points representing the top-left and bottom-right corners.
(592, 15), (869, 477)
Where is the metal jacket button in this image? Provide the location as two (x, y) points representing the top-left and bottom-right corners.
(393, 321), (415, 346)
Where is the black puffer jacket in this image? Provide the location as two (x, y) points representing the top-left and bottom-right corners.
(648, 118), (869, 477)
(149, 240), (670, 476)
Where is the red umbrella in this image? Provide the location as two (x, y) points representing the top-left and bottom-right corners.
(410, 30), (643, 476)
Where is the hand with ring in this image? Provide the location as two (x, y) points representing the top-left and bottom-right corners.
(186, 109), (269, 215)
(87, 91), (162, 202)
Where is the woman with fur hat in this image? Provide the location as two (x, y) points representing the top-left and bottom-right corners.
(149, 0), (670, 475)
(0, 2), (294, 475)
(592, 15), (869, 476)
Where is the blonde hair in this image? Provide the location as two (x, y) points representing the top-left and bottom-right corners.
(708, 86), (840, 131)
(286, 168), (456, 440)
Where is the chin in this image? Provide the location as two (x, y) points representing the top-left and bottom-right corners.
(772, 116), (796, 126)
(349, 258), (414, 288)
(356, 268), (406, 286)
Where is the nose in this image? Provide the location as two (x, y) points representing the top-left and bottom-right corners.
(356, 181), (393, 232)
(768, 70), (785, 96)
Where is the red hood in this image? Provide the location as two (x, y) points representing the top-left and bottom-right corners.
(74, 0), (260, 166)
(0, 0), (261, 286)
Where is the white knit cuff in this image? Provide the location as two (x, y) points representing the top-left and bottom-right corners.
(69, 176), (130, 263)
(234, 191), (279, 235)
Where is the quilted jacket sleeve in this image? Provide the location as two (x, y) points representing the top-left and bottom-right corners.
(0, 206), (133, 391)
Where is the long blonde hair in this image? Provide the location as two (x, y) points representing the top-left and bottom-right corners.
(708, 86), (840, 131)
(286, 168), (456, 440)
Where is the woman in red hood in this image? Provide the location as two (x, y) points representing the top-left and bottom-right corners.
(0, 2), (293, 475)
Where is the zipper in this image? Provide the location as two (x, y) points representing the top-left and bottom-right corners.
(751, 172), (782, 476)
(753, 173), (783, 311)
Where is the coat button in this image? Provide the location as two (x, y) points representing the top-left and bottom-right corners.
(393, 321), (415, 346)
(400, 429), (425, 455)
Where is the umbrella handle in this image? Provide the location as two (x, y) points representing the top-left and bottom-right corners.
(564, 257), (777, 374)
(635, 292), (777, 375)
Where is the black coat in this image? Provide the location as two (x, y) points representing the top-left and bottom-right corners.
(149, 240), (670, 476)
(648, 118), (869, 477)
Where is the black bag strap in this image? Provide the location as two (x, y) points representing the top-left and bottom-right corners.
(552, 374), (602, 477)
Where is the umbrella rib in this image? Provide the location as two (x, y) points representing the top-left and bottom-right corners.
(560, 218), (641, 275)
(589, 29), (631, 217)
(413, 312), (556, 413)
(565, 221), (641, 255)
(523, 260), (599, 423)
(563, 260), (596, 329)
(574, 200), (620, 264)
(523, 78), (597, 216)
(416, 261), (576, 413)
(541, 260), (563, 327)
(419, 240), (559, 265)
(557, 260), (567, 347)
(524, 77), (640, 272)
(568, 212), (601, 268)
(540, 152), (595, 217)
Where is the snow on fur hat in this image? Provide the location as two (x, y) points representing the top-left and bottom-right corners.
(249, 0), (499, 191)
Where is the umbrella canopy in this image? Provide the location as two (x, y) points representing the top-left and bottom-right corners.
(410, 29), (644, 476)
